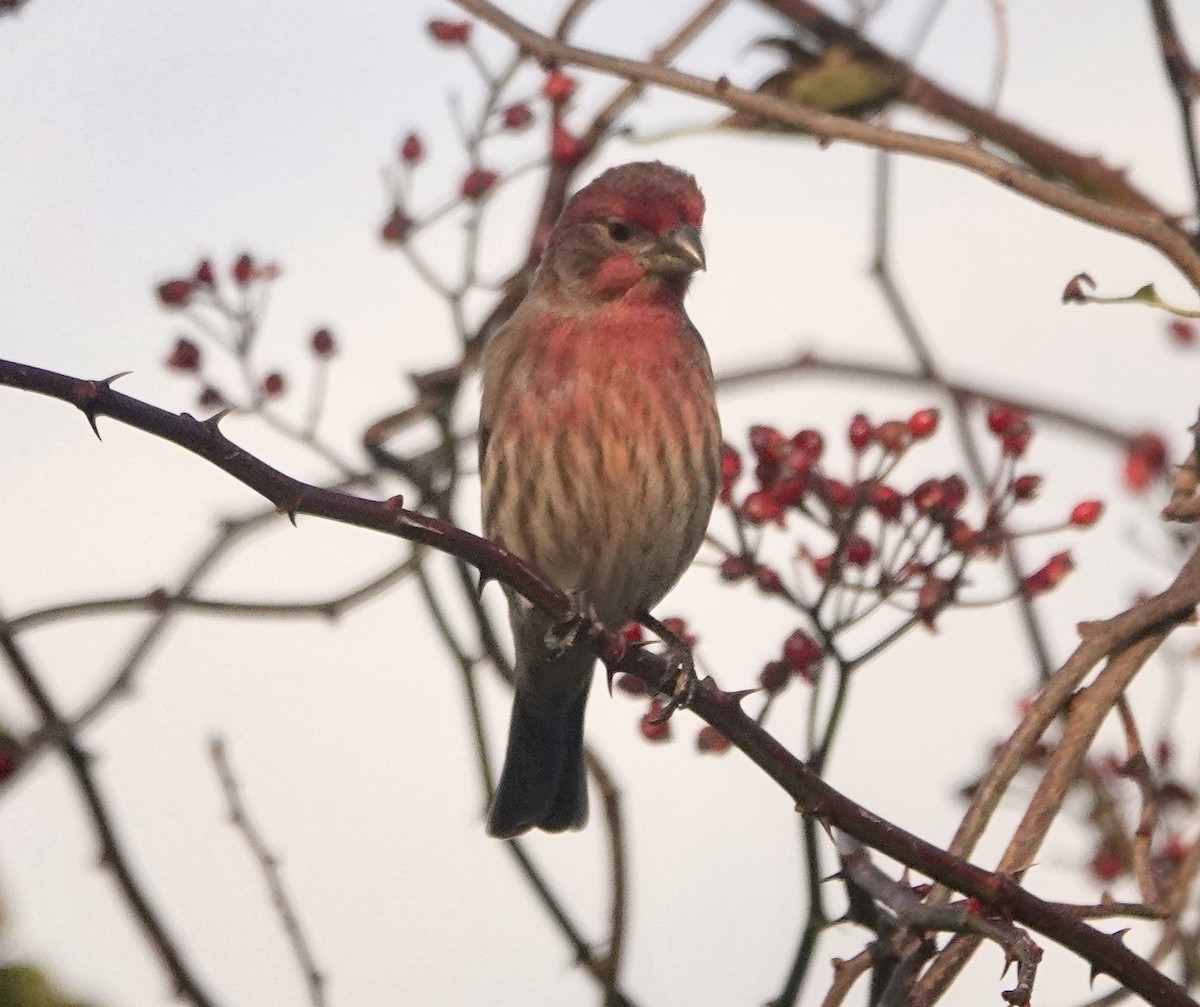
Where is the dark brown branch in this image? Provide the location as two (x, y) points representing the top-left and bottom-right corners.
(756, 0), (1165, 216)
(5, 357), (1200, 1005)
(1147, 0), (1200, 224)
(210, 736), (326, 1007)
(452, 0), (1200, 294)
(0, 616), (217, 1007)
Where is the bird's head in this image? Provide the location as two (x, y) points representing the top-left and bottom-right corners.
(538, 161), (706, 303)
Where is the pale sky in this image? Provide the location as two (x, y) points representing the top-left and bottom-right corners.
(2, 1), (1199, 1005)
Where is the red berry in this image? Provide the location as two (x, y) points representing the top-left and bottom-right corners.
(848, 412), (874, 452)
(772, 475), (806, 507)
(940, 474), (967, 515)
(750, 425), (788, 464)
(543, 69), (576, 104)
(843, 535), (873, 566)
(164, 338), (201, 371)
(1012, 474), (1042, 500)
(1023, 551), (1073, 599)
(194, 260), (215, 287)
(501, 103), (532, 130)
(551, 122), (580, 166)
(719, 555), (751, 582)
(1168, 319), (1196, 346)
(823, 478), (853, 509)
(198, 386), (226, 409)
(1090, 845), (1124, 882)
(1123, 432), (1168, 492)
(783, 629), (821, 674)
(261, 372), (286, 398)
(619, 621), (644, 644)
(232, 253), (255, 285)
(872, 484), (903, 521)
(311, 328), (336, 358)
(907, 408), (940, 439)
(1001, 419), (1033, 457)
(1069, 499), (1103, 527)
(719, 443), (742, 502)
(155, 279), (193, 308)
(381, 206), (414, 245)
(759, 660), (791, 695)
(1156, 739), (1173, 767)
(756, 566), (784, 595)
(911, 478), (945, 514)
(461, 168), (497, 199)
(987, 404), (1023, 436)
(696, 725), (731, 754)
(791, 429), (824, 460)
(400, 132), (424, 164)
(639, 701), (671, 742)
(742, 489), (783, 525)
(812, 554), (833, 581)
(428, 19), (470, 44)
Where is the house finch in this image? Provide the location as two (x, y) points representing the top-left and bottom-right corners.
(480, 161), (721, 837)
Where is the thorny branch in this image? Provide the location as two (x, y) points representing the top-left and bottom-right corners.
(3, 357), (1199, 1007)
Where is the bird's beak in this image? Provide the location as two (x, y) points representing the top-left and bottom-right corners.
(654, 224), (706, 273)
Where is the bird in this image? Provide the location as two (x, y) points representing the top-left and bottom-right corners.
(479, 161), (722, 838)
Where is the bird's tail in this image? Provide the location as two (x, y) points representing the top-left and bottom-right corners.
(486, 643), (592, 839)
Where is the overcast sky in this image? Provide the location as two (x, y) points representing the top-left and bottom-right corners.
(2, 1), (1200, 1005)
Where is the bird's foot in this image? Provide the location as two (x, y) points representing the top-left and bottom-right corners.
(544, 590), (599, 657)
(641, 612), (697, 722)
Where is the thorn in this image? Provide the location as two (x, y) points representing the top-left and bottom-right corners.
(725, 687), (760, 706)
(203, 407), (234, 433)
(606, 664), (617, 697)
(99, 370), (133, 387)
(475, 572), (491, 600)
(83, 406), (102, 440)
(820, 870), (845, 884)
(1090, 960), (1102, 988)
(382, 494), (406, 515)
(1109, 928), (1130, 944)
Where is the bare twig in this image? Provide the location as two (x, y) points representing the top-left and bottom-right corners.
(0, 616), (218, 1007)
(210, 736), (326, 1007)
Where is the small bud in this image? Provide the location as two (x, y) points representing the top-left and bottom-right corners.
(551, 122), (580, 166)
(620, 622), (644, 644)
(1012, 474), (1042, 500)
(719, 443), (742, 502)
(697, 725), (731, 754)
(400, 132), (424, 164)
(198, 385), (226, 409)
(661, 616), (697, 648)
(428, 19), (471, 44)
(907, 408), (939, 439)
(940, 474), (967, 515)
(772, 475), (805, 507)
(261, 372), (286, 398)
(543, 69), (576, 104)
(1001, 419), (1033, 457)
(311, 328), (337, 358)
(461, 168), (498, 199)
(165, 337), (201, 371)
(155, 279), (194, 308)
(1061, 272), (1095, 304)
(812, 554), (833, 581)
(232, 253), (256, 286)
(1069, 499), (1103, 527)
(381, 206), (414, 245)
(194, 260), (215, 287)
(917, 577), (954, 628)
(823, 478), (853, 509)
(501, 103), (533, 130)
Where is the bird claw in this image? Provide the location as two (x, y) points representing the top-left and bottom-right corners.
(649, 644), (697, 723)
(640, 612), (698, 721)
(544, 590), (599, 657)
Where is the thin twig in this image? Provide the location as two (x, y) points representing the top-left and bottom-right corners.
(210, 736), (326, 1007)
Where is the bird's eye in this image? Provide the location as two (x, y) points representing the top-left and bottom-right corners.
(606, 220), (632, 243)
